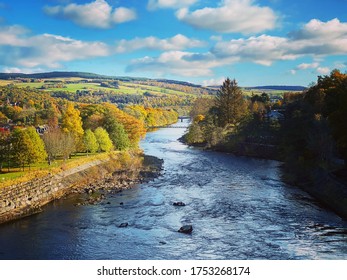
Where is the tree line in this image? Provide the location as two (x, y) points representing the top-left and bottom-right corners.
(185, 70), (347, 182)
(0, 86), (180, 172)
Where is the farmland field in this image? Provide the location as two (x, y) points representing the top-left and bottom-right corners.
(1, 79), (193, 96)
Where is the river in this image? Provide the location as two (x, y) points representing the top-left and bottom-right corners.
(0, 120), (346, 260)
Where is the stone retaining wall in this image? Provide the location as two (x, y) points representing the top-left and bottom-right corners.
(0, 159), (110, 224)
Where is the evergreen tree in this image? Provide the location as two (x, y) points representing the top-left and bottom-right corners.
(214, 78), (248, 127)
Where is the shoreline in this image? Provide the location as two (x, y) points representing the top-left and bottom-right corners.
(0, 153), (163, 225)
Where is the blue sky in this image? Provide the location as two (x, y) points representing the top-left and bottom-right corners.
(0, 0), (346, 86)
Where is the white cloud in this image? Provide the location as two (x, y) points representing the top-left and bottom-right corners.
(335, 62), (347, 69)
(112, 7), (137, 24)
(44, 0), (136, 29)
(291, 62), (325, 75)
(202, 77), (226, 86)
(317, 67), (330, 75)
(0, 26), (111, 69)
(297, 62), (320, 70)
(0, 25), (29, 46)
(290, 18), (347, 41)
(0, 25), (205, 73)
(211, 35), (295, 66)
(2, 67), (22, 73)
(176, 0), (278, 34)
(210, 35), (223, 41)
(211, 19), (347, 65)
(2, 67), (44, 74)
(115, 34), (205, 53)
(127, 18), (347, 78)
(147, 0), (198, 11)
(126, 51), (226, 77)
(288, 18), (347, 56)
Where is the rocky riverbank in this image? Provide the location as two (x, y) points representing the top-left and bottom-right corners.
(71, 155), (163, 206)
(0, 153), (163, 224)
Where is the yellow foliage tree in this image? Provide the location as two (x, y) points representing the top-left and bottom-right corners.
(61, 103), (84, 147)
(102, 103), (146, 146)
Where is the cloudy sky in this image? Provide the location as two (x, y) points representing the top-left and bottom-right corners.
(0, 0), (346, 86)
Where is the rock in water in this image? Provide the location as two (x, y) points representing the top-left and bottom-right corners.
(178, 225), (193, 234)
(119, 223), (128, 228)
(173, 202), (186, 206)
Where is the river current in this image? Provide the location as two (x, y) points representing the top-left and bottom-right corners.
(0, 120), (347, 259)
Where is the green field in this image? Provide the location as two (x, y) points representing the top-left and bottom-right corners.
(2, 78), (192, 97)
(242, 89), (286, 97)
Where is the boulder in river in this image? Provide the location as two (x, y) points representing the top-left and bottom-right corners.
(178, 225), (193, 234)
(119, 222), (129, 228)
(173, 202), (186, 206)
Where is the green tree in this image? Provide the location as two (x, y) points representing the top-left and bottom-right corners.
(25, 127), (47, 168)
(11, 127), (47, 170)
(304, 69), (347, 165)
(0, 130), (10, 171)
(214, 78), (248, 127)
(185, 123), (204, 145)
(94, 127), (113, 152)
(103, 114), (130, 150)
(11, 128), (27, 170)
(83, 129), (98, 154)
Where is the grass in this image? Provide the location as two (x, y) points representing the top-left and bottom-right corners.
(0, 151), (114, 188)
(0, 80), (13, 86)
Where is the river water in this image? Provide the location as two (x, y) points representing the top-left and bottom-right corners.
(0, 120), (347, 260)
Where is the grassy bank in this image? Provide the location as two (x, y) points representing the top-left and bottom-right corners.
(0, 151), (118, 188)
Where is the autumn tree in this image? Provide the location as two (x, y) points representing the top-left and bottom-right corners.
(189, 98), (214, 119)
(42, 128), (64, 164)
(61, 102), (84, 148)
(102, 103), (146, 146)
(0, 112), (8, 124)
(60, 133), (76, 160)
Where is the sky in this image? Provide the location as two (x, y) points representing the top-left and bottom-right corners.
(0, 0), (346, 86)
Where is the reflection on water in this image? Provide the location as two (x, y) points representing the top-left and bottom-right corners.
(0, 120), (346, 259)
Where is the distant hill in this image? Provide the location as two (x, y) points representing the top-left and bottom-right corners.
(245, 85), (307, 91)
(0, 71), (207, 88)
(0, 71), (148, 81)
(0, 71), (306, 92)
